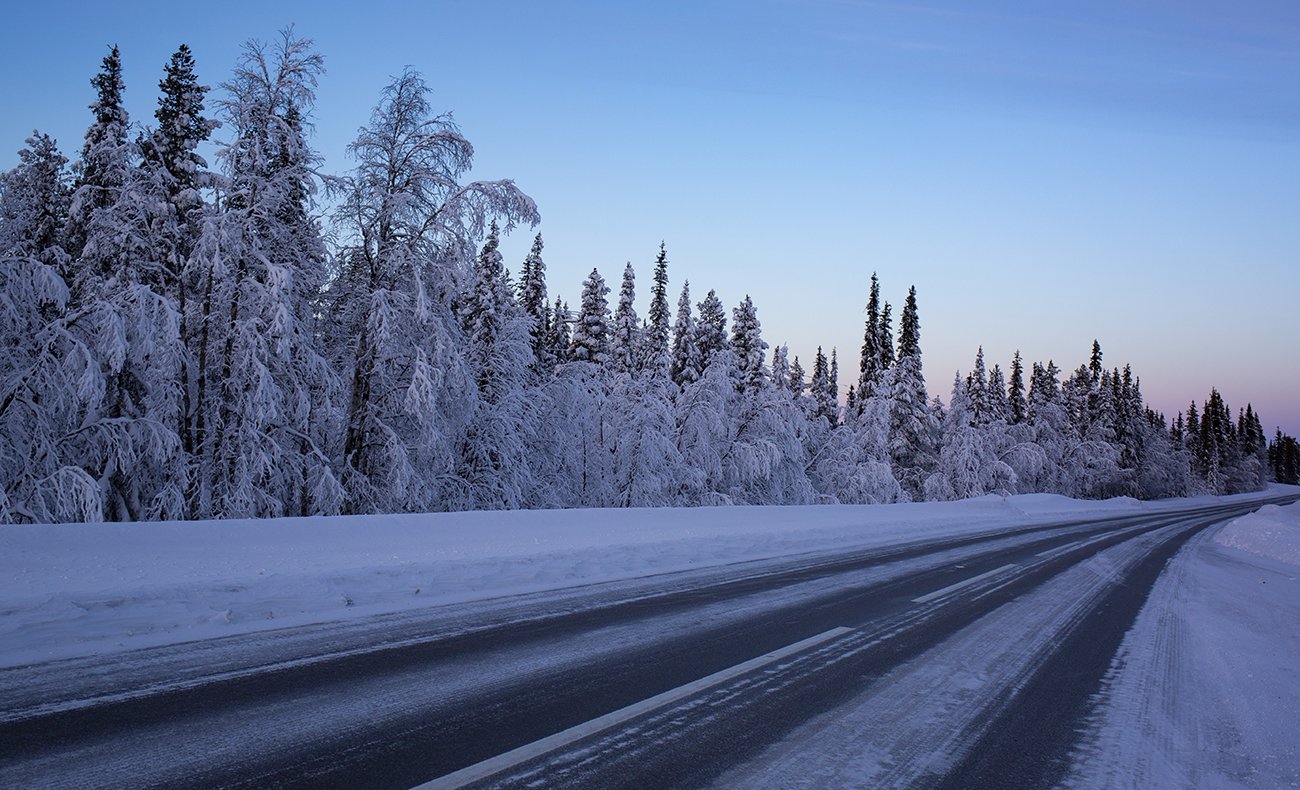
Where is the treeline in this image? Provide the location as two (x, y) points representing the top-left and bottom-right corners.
(0, 33), (1281, 523)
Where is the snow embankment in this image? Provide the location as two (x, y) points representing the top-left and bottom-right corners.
(1214, 501), (1300, 568)
(0, 490), (1279, 669)
(1067, 490), (1300, 789)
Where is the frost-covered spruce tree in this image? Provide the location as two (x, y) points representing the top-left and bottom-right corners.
(610, 262), (639, 375)
(695, 288), (729, 373)
(809, 347), (832, 427)
(62, 46), (187, 520)
(965, 347), (990, 426)
(1007, 350), (1027, 424)
(64, 46), (129, 270)
(1, 133), (69, 261)
(770, 344), (790, 391)
(878, 301), (894, 372)
(641, 243), (671, 378)
(730, 296), (767, 394)
(571, 268), (611, 366)
(518, 233), (551, 373)
(328, 64), (536, 514)
(886, 286), (936, 499)
(549, 297), (572, 363)
(140, 44), (218, 509)
(788, 355), (806, 401)
(987, 363), (1010, 424)
(669, 280), (699, 388)
(859, 272), (882, 402)
(828, 348), (840, 416)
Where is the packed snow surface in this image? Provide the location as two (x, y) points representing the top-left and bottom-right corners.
(0, 489), (1290, 670)
(1067, 497), (1300, 788)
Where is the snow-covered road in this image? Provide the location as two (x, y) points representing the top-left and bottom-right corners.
(3, 491), (1296, 788)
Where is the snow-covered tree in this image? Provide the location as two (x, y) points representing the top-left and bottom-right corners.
(886, 286), (935, 499)
(193, 31), (343, 518)
(695, 288), (729, 372)
(1007, 350), (1027, 424)
(0, 133), (106, 522)
(571, 268), (611, 366)
(859, 272), (882, 399)
(327, 63), (537, 514)
(669, 280), (699, 388)
(518, 233), (551, 372)
(641, 242), (671, 378)
(810, 346), (836, 428)
(610, 262), (639, 375)
(730, 295), (767, 394)
(770, 344), (790, 391)
(458, 222), (534, 508)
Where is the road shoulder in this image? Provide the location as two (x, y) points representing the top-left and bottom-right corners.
(1064, 504), (1300, 789)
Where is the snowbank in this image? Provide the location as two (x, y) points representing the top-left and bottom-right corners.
(1214, 501), (1300, 568)
(1068, 491), (1300, 788)
(0, 490), (1283, 669)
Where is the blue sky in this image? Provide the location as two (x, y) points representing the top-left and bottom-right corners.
(2, 0), (1297, 435)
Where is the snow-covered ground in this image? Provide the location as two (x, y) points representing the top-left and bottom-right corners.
(1066, 499), (1300, 789)
(0, 492), (1199, 669)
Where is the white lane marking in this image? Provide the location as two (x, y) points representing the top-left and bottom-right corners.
(912, 564), (1018, 604)
(413, 626), (854, 789)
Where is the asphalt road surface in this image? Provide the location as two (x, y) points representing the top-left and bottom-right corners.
(2, 495), (1293, 789)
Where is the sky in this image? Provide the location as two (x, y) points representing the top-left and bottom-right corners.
(1, 0), (1297, 436)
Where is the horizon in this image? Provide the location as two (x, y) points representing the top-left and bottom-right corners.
(1, 0), (1295, 436)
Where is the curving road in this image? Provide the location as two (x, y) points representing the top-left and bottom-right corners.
(1, 495), (1293, 789)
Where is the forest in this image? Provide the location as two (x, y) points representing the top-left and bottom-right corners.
(1, 32), (1293, 524)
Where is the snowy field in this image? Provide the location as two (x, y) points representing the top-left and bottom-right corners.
(1, 489), (1292, 670)
(1066, 498), (1300, 788)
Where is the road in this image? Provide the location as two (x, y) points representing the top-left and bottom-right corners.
(1, 495), (1293, 789)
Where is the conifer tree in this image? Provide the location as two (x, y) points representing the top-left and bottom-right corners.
(730, 295), (767, 394)
(142, 44), (217, 497)
(789, 356), (806, 401)
(887, 285), (935, 498)
(770, 344), (790, 392)
(65, 45), (129, 265)
(810, 346), (836, 428)
(828, 347), (840, 416)
(988, 363), (1009, 423)
(571, 268), (611, 366)
(695, 288), (729, 371)
(669, 280), (698, 388)
(1269, 431), (1300, 485)
(610, 262), (639, 375)
(549, 297), (572, 363)
(518, 233), (551, 370)
(878, 301), (894, 371)
(1008, 350), (1027, 424)
(859, 272), (882, 397)
(62, 45), (190, 520)
(1, 133), (70, 261)
(966, 347), (990, 425)
(641, 242), (672, 377)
